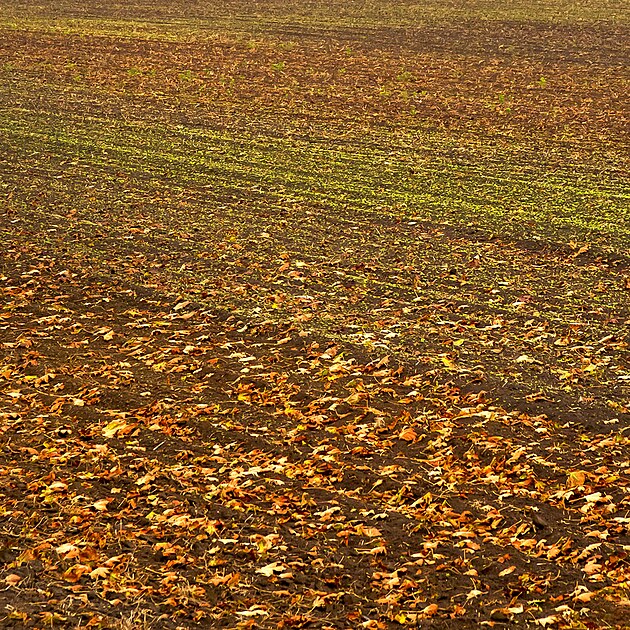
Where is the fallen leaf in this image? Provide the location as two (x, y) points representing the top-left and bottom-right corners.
(89, 567), (110, 579)
(92, 499), (109, 511)
(5, 574), (22, 586)
(102, 418), (128, 438)
(567, 471), (587, 488)
(56, 543), (79, 558)
(584, 492), (603, 503)
(398, 427), (417, 442)
(236, 607), (268, 617)
(256, 562), (284, 577)
(574, 591), (595, 603)
(63, 564), (90, 583)
(362, 527), (383, 538)
(421, 603), (438, 617)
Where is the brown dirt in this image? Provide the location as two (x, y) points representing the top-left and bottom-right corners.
(0, 2), (629, 628)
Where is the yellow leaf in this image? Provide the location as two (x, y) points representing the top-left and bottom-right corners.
(102, 418), (127, 438)
(92, 499), (109, 511)
(236, 608), (268, 617)
(584, 491), (603, 503)
(135, 473), (156, 486)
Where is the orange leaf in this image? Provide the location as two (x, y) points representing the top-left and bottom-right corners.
(362, 527), (383, 538)
(63, 564), (90, 583)
(5, 574), (22, 586)
(566, 471), (587, 488)
(56, 543), (79, 559)
(398, 427), (417, 442)
(422, 603), (439, 617)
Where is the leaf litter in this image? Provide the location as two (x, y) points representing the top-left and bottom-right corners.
(0, 1), (629, 627)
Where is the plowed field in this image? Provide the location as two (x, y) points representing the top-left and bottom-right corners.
(0, 1), (629, 627)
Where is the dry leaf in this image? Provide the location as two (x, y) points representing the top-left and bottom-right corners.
(5, 574), (22, 586)
(362, 527), (383, 538)
(102, 418), (128, 438)
(421, 603), (438, 617)
(236, 607), (268, 617)
(56, 543), (79, 558)
(63, 564), (91, 583)
(566, 471), (587, 488)
(89, 567), (110, 579)
(256, 562), (284, 577)
(398, 427), (417, 442)
(584, 492), (603, 503)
